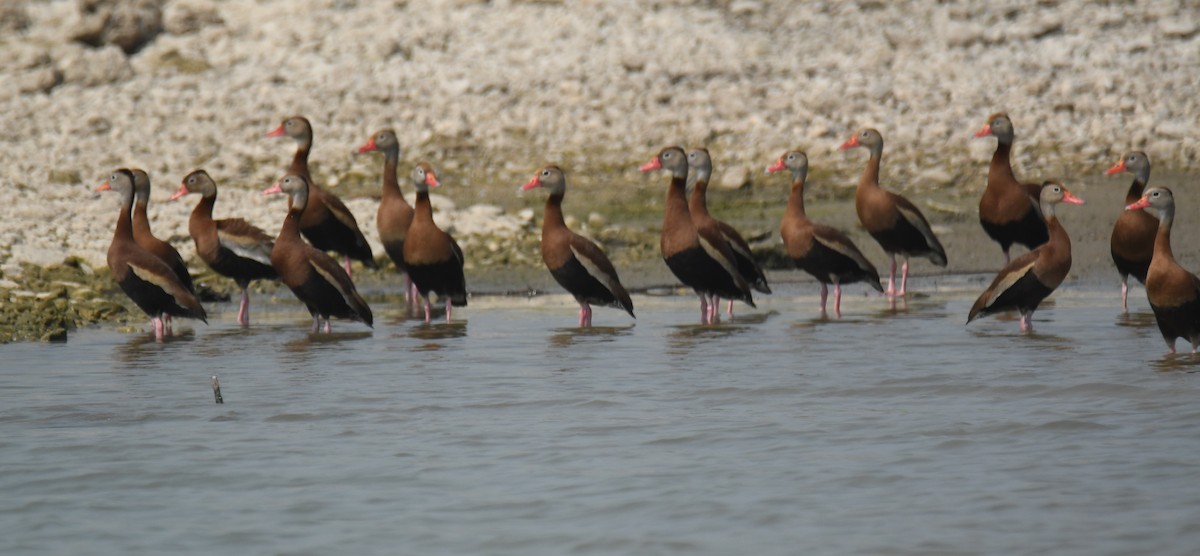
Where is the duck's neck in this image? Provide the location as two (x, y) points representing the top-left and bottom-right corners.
(859, 149), (882, 190)
(415, 189), (433, 223)
(688, 179), (711, 219)
(1042, 203), (1071, 253)
(381, 150), (408, 206)
(664, 174), (693, 232)
(280, 204), (303, 242)
(289, 139), (312, 180)
(542, 192), (565, 233)
(1125, 176), (1149, 205)
(114, 192), (134, 242)
(988, 141), (1018, 184)
(191, 193), (216, 234)
(132, 199), (152, 237)
(1153, 205), (1176, 264)
(786, 176), (808, 220)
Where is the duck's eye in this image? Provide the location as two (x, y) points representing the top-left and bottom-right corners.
(663, 152), (672, 159)
(787, 154), (795, 161)
(861, 131), (869, 137)
(187, 177), (194, 184)
(541, 170), (550, 177)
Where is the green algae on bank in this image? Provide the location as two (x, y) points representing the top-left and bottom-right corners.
(0, 258), (128, 343)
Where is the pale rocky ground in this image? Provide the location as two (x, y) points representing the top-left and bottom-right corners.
(0, 0), (1197, 277)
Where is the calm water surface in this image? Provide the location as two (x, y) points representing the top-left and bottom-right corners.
(2, 281), (1199, 555)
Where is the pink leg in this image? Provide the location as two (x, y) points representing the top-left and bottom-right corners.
(152, 317), (165, 342)
(708, 294), (720, 324)
(405, 276), (414, 306)
(699, 293), (709, 324)
(886, 255), (897, 297)
(324, 319), (332, 333)
(834, 284), (843, 318)
(586, 304), (593, 327)
(818, 283), (828, 316)
(899, 257), (910, 296)
(445, 299), (453, 323)
(237, 289), (250, 326)
(578, 303), (588, 327)
(163, 313), (173, 336)
(727, 298), (734, 318)
(311, 316), (321, 333)
(423, 297), (433, 323)
(1120, 277), (1129, 314)
(1003, 249), (1011, 266)
(344, 256), (353, 279)
(1019, 312), (1034, 333)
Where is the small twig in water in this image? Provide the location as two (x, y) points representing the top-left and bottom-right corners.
(211, 375), (224, 404)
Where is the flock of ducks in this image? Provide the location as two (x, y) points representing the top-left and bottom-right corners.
(95, 114), (1199, 353)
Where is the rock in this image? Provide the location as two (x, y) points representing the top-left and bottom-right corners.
(1156, 121), (1189, 139)
(16, 68), (63, 95)
(0, 3), (30, 33)
(163, 0), (223, 35)
(587, 212), (607, 228)
(71, 0), (164, 55)
(717, 165), (751, 190)
(58, 44), (133, 86)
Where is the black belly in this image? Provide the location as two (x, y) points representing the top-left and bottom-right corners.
(289, 274), (366, 322)
(408, 259), (468, 306)
(793, 242), (878, 288)
(981, 271), (1055, 316)
(1112, 250), (1151, 284)
(981, 209), (1048, 252)
(210, 248), (277, 289)
(382, 239), (408, 273)
(664, 247), (753, 305)
(1150, 298), (1200, 344)
(551, 258), (621, 308)
(118, 273), (204, 321)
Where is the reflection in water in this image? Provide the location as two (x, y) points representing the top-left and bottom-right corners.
(1116, 311), (1157, 329)
(112, 329), (197, 369)
(1152, 352), (1200, 372)
(548, 324), (635, 348)
(666, 311), (777, 355)
(408, 321), (468, 351)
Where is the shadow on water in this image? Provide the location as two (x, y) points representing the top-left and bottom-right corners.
(548, 324), (636, 348)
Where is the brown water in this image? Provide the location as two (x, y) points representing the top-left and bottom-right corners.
(2, 279), (1199, 555)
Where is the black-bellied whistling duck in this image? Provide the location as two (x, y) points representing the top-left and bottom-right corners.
(131, 169), (195, 294)
(968, 181), (1083, 332)
(767, 150), (883, 317)
(972, 113), (1049, 264)
(169, 170), (278, 326)
(1106, 151), (1157, 313)
(131, 168), (196, 334)
(100, 169), (207, 341)
(839, 128), (947, 296)
(686, 148), (770, 318)
(640, 146), (754, 324)
(522, 164), (635, 327)
(267, 115), (376, 276)
(355, 128), (418, 306)
(262, 174), (373, 333)
(1125, 187), (1200, 354)
(403, 162), (467, 323)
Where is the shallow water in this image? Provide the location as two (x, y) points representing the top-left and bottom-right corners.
(3, 281), (1199, 555)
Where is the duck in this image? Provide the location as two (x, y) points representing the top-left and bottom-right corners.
(169, 170), (278, 326)
(130, 169), (195, 294)
(1125, 187), (1200, 354)
(355, 128), (418, 306)
(100, 168), (207, 341)
(839, 128), (947, 296)
(686, 147), (770, 318)
(262, 174), (373, 332)
(968, 181), (1083, 332)
(640, 146), (753, 324)
(267, 115), (376, 276)
(972, 113), (1049, 264)
(767, 150), (883, 317)
(1106, 151), (1157, 313)
(403, 162), (468, 323)
(522, 164), (634, 326)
